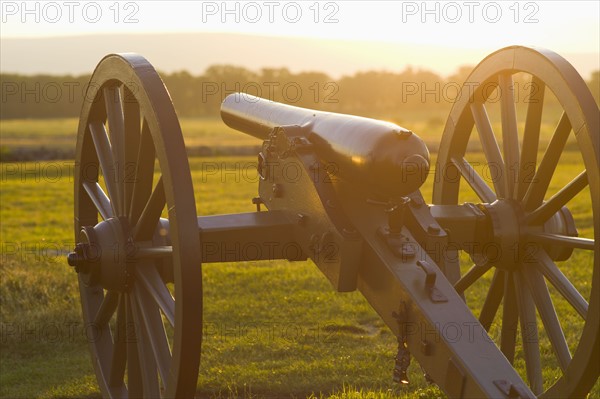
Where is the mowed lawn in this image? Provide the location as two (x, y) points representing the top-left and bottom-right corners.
(0, 156), (439, 398)
(0, 116), (598, 397)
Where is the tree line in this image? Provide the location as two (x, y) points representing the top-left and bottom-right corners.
(1, 66), (598, 120)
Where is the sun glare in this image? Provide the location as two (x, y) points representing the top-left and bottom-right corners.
(1, 2), (598, 77)
(1, 1), (598, 54)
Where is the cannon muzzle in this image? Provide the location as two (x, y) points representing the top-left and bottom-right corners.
(221, 93), (429, 198)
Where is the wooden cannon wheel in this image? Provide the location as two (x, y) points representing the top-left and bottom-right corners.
(433, 46), (599, 397)
(72, 54), (202, 398)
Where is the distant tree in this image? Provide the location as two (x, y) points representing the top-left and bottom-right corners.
(1, 73), (90, 119)
(446, 65), (474, 87)
(2, 66), (597, 120)
(162, 70), (200, 117)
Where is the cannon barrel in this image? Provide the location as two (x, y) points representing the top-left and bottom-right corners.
(221, 93), (430, 198)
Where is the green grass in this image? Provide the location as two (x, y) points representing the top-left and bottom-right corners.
(0, 102), (570, 161)
(0, 118), (261, 160)
(0, 99), (598, 398)
(0, 156), (440, 398)
(1, 152), (597, 398)
(0, 118), (259, 147)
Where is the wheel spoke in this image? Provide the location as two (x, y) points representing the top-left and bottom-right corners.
(451, 157), (497, 203)
(94, 290), (119, 326)
(129, 119), (156, 225)
(129, 291), (161, 397)
(523, 112), (571, 211)
(479, 269), (505, 330)
(471, 102), (506, 198)
(83, 181), (113, 220)
(89, 121), (120, 216)
(527, 232), (594, 251)
(109, 295), (127, 387)
(498, 74), (520, 199)
(125, 294), (143, 397)
(442, 249), (462, 288)
(517, 76), (545, 200)
(454, 261), (493, 294)
(123, 89), (141, 219)
(104, 86), (126, 217)
(136, 264), (175, 326)
(521, 267), (571, 372)
(133, 284), (172, 387)
(526, 171), (588, 225)
(133, 176), (165, 242)
(533, 250), (588, 318)
(500, 272), (518, 363)
(513, 271), (543, 394)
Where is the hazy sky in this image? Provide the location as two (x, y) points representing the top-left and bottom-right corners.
(2, 1), (598, 53)
(1, 1), (598, 78)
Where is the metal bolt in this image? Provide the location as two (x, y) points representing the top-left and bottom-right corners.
(67, 243), (87, 272)
(272, 184), (283, 198)
(67, 252), (81, 267)
(395, 129), (413, 140)
(297, 214), (307, 226)
(342, 227), (359, 239)
(427, 224), (440, 234)
(401, 243), (416, 259)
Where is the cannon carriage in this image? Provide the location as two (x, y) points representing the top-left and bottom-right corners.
(67, 46), (599, 398)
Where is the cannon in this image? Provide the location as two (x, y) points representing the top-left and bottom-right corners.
(67, 46), (599, 398)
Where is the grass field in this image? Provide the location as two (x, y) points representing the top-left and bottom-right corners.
(0, 155), (437, 398)
(0, 118), (263, 161)
(0, 115), (598, 398)
(0, 99), (571, 161)
(0, 115), (449, 161)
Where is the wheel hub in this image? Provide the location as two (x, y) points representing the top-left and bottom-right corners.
(540, 205), (578, 261)
(480, 199), (578, 269)
(67, 217), (133, 291)
(481, 199), (527, 270)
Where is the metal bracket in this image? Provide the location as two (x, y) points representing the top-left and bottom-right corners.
(493, 379), (535, 398)
(252, 197), (263, 212)
(375, 197), (418, 259)
(417, 260), (448, 303)
(376, 228), (416, 259)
